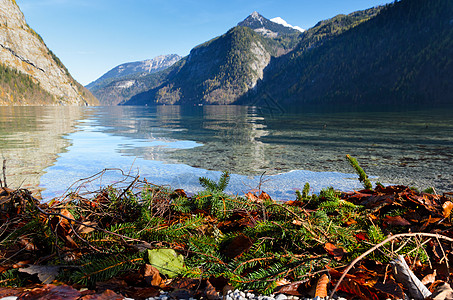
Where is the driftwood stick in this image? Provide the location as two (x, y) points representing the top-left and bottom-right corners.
(391, 254), (432, 300)
(329, 232), (453, 299)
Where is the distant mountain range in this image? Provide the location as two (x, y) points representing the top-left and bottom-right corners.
(88, 13), (303, 106)
(0, 0), (97, 105)
(122, 9), (379, 106)
(91, 0), (453, 107)
(86, 54), (181, 106)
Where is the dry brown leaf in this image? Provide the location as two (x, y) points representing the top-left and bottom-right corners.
(292, 220), (303, 226)
(60, 209), (76, 224)
(205, 280), (219, 300)
(20, 284), (81, 300)
(65, 235), (79, 248)
(324, 242), (347, 261)
(383, 215), (411, 226)
(442, 201), (453, 218)
(314, 274), (329, 298)
(259, 191), (271, 201)
(80, 289), (124, 300)
(144, 264), (163, 287)
(78, 221), (97, 235)
(222, 234), (253, 259)
(275, 280), (309, 296)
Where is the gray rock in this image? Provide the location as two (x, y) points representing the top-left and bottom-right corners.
(275, 294), (287, 300)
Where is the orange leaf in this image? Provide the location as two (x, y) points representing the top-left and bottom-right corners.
(60, 209), (76, 224)
(314, 274), (329, 298)
(245, 192), (259, 202)
(12, 261), (31, 269)
(275, 278), (291, 287)
(65, 235), (78, 249)
(144, 264), (163, 287)
(325, 242), (347, 261)
(355, 232), (369, 242)
(286, 200), (304, 207)
(443, 201), (453, 218)
(259, 192), (271, 201)
(205, 280), (219, 300)
(345, 218), (357, 225)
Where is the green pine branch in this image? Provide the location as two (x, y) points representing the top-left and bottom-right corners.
(346, 154), (373, 190)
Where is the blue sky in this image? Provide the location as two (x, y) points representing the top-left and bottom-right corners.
(16, 0), (391, 86)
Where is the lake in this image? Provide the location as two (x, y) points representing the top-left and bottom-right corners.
(0, 105), (452, 201)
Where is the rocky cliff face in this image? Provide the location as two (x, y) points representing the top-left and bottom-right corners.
(0, 0), (98, 105)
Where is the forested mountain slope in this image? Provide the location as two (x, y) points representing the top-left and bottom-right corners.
(125, 26), (276, 105)
(245, 0), (453, 105)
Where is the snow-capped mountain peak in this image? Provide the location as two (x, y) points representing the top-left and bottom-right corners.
(270, 17), (304, 32)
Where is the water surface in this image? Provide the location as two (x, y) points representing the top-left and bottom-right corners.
(0, 105), (452, 200)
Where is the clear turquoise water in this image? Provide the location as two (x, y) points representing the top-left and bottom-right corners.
(1, 105), (452, 201)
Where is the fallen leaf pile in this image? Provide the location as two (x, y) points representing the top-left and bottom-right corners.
(1, 167), (453, 300)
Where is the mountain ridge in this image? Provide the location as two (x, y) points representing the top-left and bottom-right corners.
(270, 17), (304, 32)
(238, 11), (302, 36)
(124, 26), (274, 105)
(123, 9), (382, 106)
(86, 54), (182, 106)
(91, 1), (452, 107)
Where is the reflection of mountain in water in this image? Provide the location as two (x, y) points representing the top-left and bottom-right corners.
(92, 106), (271, 175)
(0, 107), (85, 193)
(69, 105), (453, 193)
(168, 105), (271, 175)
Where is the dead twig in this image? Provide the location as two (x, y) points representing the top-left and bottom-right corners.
(34, 204), (152, 248)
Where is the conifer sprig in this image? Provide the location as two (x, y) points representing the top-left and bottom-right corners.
(346, 154), (372, 190)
